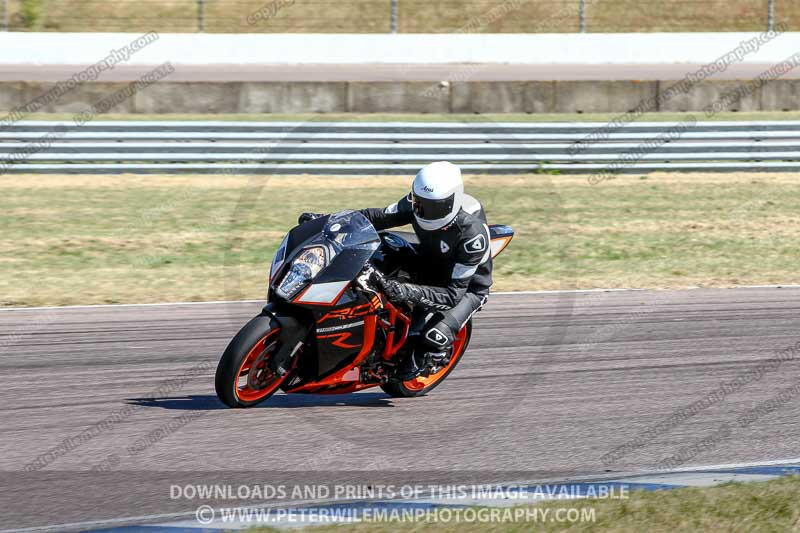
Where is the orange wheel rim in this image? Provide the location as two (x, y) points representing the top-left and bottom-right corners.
(403, 327), (467, 392)
(235, 329), (284, 402)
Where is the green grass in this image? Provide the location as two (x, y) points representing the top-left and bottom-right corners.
(2, 172), (800, 307)
(247, 476), (800, 532)
(5, 0), (800, 33)
(10, 111), (800, 123)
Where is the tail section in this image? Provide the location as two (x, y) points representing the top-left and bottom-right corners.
(488, 225), (514, 258)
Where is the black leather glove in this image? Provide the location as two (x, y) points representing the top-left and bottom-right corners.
(298, 212), (324, 224)
(379, 278), (417, 304)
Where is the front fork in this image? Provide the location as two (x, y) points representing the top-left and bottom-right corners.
(261, 304), (309, 376)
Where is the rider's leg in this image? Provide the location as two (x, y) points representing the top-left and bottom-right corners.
(421, 292), (487, 353)
(397, 292), (487, 378)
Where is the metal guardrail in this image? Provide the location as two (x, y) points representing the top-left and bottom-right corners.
(1, 121), (799, 174)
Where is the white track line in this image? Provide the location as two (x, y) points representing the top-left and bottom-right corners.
(0, 290), (639, 312)
(485, 457), (800, 490)
(0, 298), (265, 312)
(648, 457), (800, 473)
(3, 285), (800, 312)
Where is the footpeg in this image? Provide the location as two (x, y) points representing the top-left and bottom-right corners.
(428, 351), (449, 365)
(395, 349), (451, 381)
(395, 350), (424, 381)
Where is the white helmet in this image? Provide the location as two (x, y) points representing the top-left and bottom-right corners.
(411, 161), (464, 231)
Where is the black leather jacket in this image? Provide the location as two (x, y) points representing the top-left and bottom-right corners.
(360, 193), (492, 310)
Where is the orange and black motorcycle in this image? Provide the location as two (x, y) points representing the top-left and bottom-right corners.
(215, 210), (514, 408)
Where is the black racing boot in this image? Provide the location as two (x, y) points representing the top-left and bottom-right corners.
(396, 347), (451, 380)
(396, 350), (426, 380)
(427, 350), (451, 369)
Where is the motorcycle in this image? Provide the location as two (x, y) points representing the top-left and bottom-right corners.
(215, 210), (514, 408)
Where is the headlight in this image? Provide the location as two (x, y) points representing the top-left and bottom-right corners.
(275, 246), (327, 299)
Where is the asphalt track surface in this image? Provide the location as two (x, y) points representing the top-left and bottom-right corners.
(2, 287), (800, 531)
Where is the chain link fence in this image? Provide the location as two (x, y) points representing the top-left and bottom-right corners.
(0, 0), (794, 33)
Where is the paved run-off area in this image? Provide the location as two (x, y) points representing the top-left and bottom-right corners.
(2, 173), (800, 307)
(1, 287), (800, 529)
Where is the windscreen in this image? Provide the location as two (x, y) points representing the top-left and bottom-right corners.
(322, 210), (381, 253)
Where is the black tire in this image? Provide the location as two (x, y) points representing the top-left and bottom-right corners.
(215, 314), (284, 408)
(381, 320), (472, 398)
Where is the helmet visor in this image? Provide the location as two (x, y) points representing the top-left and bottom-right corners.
(412, 192), (455, 221)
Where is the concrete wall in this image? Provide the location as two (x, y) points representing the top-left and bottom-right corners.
(3, 79), (799, 115)
(3, 32), (799, 114)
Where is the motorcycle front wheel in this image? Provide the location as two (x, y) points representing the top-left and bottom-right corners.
(215, 315), (286, 408)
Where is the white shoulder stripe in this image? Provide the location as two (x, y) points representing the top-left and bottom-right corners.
(452, 263), (479, 279)
(476, 224), (492, 264)
(453, 236), (491, 280)
(462, 194), (481, 214)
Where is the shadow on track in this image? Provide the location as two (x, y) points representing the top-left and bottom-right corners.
(126, 392), (394, 410)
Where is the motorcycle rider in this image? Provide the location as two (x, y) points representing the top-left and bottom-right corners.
(300, 161), (492, 377)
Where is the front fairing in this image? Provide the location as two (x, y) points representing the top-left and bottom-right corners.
(269, 211), (380, 302)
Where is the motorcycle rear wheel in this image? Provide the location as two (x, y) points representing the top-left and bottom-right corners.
(380, 321), (471, 398)
(215, 315), (286, 408)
